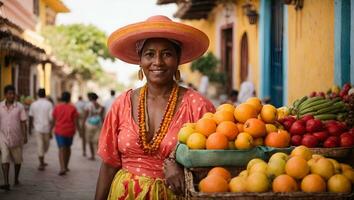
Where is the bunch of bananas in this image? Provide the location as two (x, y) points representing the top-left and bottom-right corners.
(290, 96), (348, 120)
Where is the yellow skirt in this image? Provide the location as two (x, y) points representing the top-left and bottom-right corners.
(108, 169), (180, 200)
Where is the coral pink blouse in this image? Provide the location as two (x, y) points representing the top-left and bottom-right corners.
(98, 88), (215, 179)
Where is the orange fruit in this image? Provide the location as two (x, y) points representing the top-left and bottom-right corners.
(291, 146), (313, 161)
(327, 174), (352, 193)
(195, 118), (217, 137)
(301, 174), (326, 192)
(216, 121), (239, 140)
(235, 132), (253, 150)
(213, 110), (235, 124)
(272, 174), (298, 192)
(186, 133), (206, 149)
(229, 176), (247, 192)
(245, 97), (263, 113)
(285, 156), (310, 179)
(236, 123), (244, 132)
(234, 103), (258, 123)
(243, 118), (266, 138)
(206, 133), (229, 150)
(264, 130), (290, 148)
(208, 167), (232, 182)
(199, 175), (229, 193)
(202, 112), (214, 119)
(217, 103), (235, 113)
(260, 104), (278, 123)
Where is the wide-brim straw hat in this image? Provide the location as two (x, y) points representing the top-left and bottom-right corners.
(107, 15), (209, 65)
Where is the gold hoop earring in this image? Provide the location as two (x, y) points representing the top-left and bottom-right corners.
(138, 68), (144, 81)
(175, 70), (181, 81)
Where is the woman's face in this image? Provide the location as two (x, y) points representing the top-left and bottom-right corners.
(140, 38), (179, 85)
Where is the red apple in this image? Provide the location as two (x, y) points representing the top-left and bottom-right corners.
(290, 120), (306, 135)
(313, 131), (329, 142)
(301, 134), (319, 148)
(301, 115), (314, 122)
(327, 124), (344, 137)
(324, 120), (337, 128)
(283, 120), (294, 131)
(340, 132), (354, 147)
(291, 135), (302, 146)
(349, 128), (354, 135)
(323, 136), (340, 148)
(309, 92), (317, 97)
(318, 92), (326, 97)
(306, 119), (323, 133)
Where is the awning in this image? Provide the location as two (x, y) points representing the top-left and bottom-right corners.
(156, 0), (176, 5)
(0, 31), (47, 62)
(174, 0), (217, 20)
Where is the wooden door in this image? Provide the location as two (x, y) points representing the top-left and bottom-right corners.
(221, 26), (233, 93)
(240, 32), (249, 84)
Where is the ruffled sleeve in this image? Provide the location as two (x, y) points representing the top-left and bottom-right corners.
(97, 92), (126, 168)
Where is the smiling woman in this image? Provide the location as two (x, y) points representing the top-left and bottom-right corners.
(94, 15), (215, 200)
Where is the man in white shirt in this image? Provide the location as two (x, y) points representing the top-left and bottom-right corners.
(75, 96), (87, 156)
(104, 90), (116, 116)
(29, 89), (53, 171)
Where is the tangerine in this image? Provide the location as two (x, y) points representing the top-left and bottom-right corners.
(264, 130), (290, 148)
(199, 175), (229, 193)
(234, 103), (258, 123)
(272, 174), (298, 192)
(243, 118), (266, 138)
(195, 118), (217, 137)
(260, 104), (278, 123)
(208, 167), (232, 182)
(186, 133), (206, 149)
(285, 156), (310, 179)
(216, 121), (239, 140)
(301, 174), (326, 192)
(217, 103), (235, 113)
(206, 133), (229, 150)
(213, 110), (235, 124)
(245, 97), (263, 113)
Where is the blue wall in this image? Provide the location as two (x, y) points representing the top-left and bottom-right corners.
(351, 0), (354, 84)
(334, 0), (351, 85)
(259, 0), (271, 99)
(283, 6), (289, 106)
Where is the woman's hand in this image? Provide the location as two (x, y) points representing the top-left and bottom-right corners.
(163, 158), (185, 195)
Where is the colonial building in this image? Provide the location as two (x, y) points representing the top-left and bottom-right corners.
(0, 0), (70, 100)
(157, 0), (354, 107)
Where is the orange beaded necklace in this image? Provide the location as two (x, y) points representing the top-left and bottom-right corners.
(138, 83), (179, 154)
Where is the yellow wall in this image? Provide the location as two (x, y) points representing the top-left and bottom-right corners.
(233, 0), (260, 91)
(179, 19), (216, 88)
(287, 0), (334, 104)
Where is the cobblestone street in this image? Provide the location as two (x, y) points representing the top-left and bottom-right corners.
(0, 134), (100, 200)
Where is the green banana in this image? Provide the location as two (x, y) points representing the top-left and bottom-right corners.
(300, 99), (330, 111)
(299, 101), (335, 115)
(298, 96), (324, 110)
(314, 102), (346, 115)
(314, 114), (338, 120)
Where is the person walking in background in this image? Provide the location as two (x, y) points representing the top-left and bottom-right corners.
(52, 92), (79, 176)
(75, 96), (87, 157)
(104, 90), (116, 116)
(0, 85), (28, 190)
(29, 88), (53, 171)
(83, 93), (104, 161)
(237, 80), (256, 103)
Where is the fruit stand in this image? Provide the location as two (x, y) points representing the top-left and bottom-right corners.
(175, 84), (354, 199)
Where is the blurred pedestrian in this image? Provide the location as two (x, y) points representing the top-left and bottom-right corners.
(29, 88), (53, 171)
(52, 92), (79, 176)
(0, 85), (27, 190)
(83, 93), (104, 160)
(104, 90), (116, 116)
(75, 96), (87, 156)
(237, 80), (256, 103)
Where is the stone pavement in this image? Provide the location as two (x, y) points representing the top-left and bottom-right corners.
(0, 133), (101, 200)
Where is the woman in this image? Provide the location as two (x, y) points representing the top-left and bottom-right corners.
(95, 15), (215, 199)
(83, 92), (104, 160)
(52, 91), (79, 175)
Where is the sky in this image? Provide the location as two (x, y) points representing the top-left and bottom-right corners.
(57, 0), (177, 87)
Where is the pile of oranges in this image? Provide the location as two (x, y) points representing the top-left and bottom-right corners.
(198, 146), (353, 193)
(178, 97), (291, 150)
